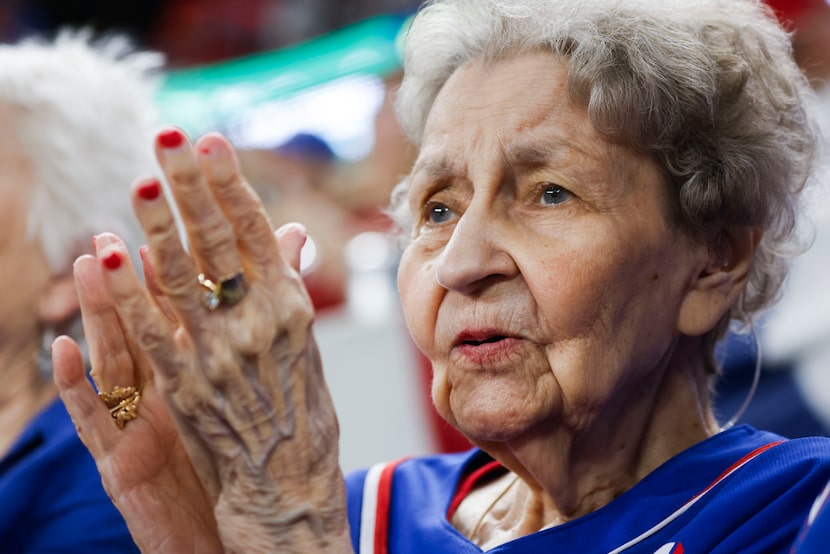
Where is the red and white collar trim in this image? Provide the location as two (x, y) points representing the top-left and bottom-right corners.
(358, 442), (782, 554)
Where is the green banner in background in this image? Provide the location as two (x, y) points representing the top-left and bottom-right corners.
(156, 14), (408, 138)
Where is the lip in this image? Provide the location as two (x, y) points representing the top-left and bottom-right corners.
(451, 328), (525, 366)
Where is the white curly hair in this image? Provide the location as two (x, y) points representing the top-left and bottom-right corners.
(0, 29), (163, 273)
(391, 0), (821, 370)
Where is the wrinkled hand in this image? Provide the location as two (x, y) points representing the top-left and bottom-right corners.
(54, 129), (350, 553)
(52, 254), (222, 553)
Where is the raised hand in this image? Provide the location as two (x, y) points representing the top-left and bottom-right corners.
(52, 252), (222, 553)
(54, 128), (350, 553)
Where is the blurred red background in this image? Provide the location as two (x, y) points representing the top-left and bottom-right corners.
(0, 0), (420, 67)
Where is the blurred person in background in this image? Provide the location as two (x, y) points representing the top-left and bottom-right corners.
(238, 83), (419, 315)
(239, 135), (351, 312)
(325, 74), (417, 223)
(0, 30), (160, 552)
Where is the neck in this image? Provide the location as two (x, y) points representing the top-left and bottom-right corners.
(476, 336), (717, 536)
(0, 335), (58, 458)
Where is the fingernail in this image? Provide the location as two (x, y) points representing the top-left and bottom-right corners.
(102, 252), (122, 270)
(198, 139), (227, 159)
(137, 179), (161, 200)
(157, 128), (184, 149)
(139, 245), (149, 257)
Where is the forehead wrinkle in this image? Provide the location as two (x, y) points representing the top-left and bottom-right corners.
(500, 102), (600, 172)
(502, 134), (603, 181)
(501, 122), (650, 207)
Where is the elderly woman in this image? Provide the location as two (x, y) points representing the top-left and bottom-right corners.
(0, 31), (160, 551)
(53, 0), (830, 552)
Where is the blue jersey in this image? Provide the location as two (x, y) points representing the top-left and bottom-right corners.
(792, 481), (830, 553)
(0, 398), (138, 553)
(346, 425), (830, 553)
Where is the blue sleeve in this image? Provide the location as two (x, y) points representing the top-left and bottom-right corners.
(22, 493), (139, 554)
(20, 438), (139, 554)
(0, 400), (139, 553)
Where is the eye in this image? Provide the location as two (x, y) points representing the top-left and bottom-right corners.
(539, 183), (573, 206)
(425, 202), (456, 224)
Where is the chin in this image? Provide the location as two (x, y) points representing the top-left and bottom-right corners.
(450, 400), (541, 443)
(446, 378), (555, 437)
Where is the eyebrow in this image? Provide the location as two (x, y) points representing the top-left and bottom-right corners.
(502, 139), (592, 172)
(410, 157), (459, 182)
(410, 137), (599, 184)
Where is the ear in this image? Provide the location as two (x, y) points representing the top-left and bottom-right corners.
(677, 226), (762, 336)
(38, 272), (80, 325)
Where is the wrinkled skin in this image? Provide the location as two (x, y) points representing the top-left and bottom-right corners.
(52, 131), (350, 553)
(397, 51), (755, 546)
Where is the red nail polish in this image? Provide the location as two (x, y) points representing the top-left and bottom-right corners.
(157, 129), (184, 149)
(137, 180), (161, 200)
(102, 252), (122, 270)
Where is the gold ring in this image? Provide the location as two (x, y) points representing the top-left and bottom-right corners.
(99, 385), (141, 429)
(198, 271), (247, 310)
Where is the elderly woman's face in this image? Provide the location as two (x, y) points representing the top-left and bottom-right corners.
(397, 51), (708, 443)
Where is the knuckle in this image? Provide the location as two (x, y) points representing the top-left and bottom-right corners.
(135, 323), (170, 355)
(170, 386), (206, 415)
(196, 213), (236, 254)
(104, 348), (134, 375)
(211, 174), (240, 196)
(159, 268), (195, 298)
(203, 348), (236, 385)
(143, 221), (179, 251)
(271, 282), (314, 325)
(289, 298), (315, 324)
(167, 167), (201, 191)
(155, 249), (196, 297)
(234, 208), (269, 239)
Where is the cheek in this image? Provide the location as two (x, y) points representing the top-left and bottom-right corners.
(531, 224), (677, 337)
(398, 249), (454, 422)
(397, 248), (440, 356)
(532, 250), (609, 339)
(530, 243), (651, 368)
(430, 367), (453, 425)
(535, 238), (689, 394)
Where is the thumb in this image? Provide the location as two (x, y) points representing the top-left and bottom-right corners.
(275, 222), (308, 273)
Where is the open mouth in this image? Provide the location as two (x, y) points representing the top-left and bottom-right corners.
(463, 335), (508, 346)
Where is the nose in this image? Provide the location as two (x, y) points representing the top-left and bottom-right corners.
(435, 209), (518, 294)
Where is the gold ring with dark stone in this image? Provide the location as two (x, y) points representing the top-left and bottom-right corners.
(198, 271), (248, 310)
(98, 385), (141, 429)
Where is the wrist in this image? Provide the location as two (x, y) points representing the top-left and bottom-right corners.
(214, 472), (351, 553)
